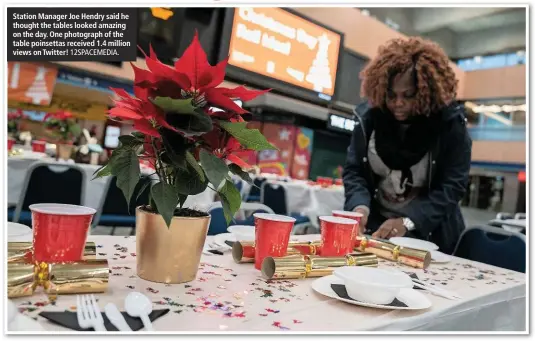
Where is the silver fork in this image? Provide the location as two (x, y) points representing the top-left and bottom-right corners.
(76, 295), (107, 331)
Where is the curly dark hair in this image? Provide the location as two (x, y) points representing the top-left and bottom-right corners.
(360, 37), (458, 116)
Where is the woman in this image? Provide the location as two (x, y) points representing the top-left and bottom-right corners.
(343, 37), (471, 254)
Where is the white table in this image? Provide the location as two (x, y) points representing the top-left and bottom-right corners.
(488, 219), (527, 234)
(8, 157), (217, 212)
(9, 235), (526, 332)
(240, 177), (345, 227)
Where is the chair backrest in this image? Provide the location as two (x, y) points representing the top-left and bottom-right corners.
(14, 162), (86, 223)
(260, 181), (288, 215)
(453, 225), (526, 273)
(248, 177), (267, 199)
(93, 176), (152, 226)
(207, 202), (229, 236)
(235, 203), (275, 226)
(207, 202), (275, 235)
(514, 213), (526, 220)
(496, 212), (513, 220)
(239, 203), (275, 215)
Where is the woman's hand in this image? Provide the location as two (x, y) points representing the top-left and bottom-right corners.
(354, 208), (369, 234)
(372, 218), (406, 239)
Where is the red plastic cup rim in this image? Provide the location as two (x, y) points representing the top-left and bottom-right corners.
(332, 210), (363, 218)
(319, 216), (357, 225)
(253, 213), (296, 223)
(29, 203), (96, 216)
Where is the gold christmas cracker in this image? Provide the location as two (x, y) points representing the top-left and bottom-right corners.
(8, 259), (109, 299)
(261, 253), (378, 280)
(8, 242), (97, 263)
(231, 241), (313, 263)
(355, 236), (431, 269)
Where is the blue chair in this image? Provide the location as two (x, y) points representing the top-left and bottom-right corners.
(233, 203), (274, 226)
(207, 203), (233, 236)
(12, 162), (86, 226)
(246, 177), (267, 202)
(453, 225), (526, 273)
(207, 202), (274, 236)
(260, 181), (310, 226)
(93, 176), (151, 235)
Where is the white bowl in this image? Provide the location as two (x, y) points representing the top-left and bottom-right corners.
(227, 225), (255, 241)
(333, 267), (413, 305)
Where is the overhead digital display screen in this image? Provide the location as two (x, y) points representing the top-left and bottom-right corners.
(226, 8), (342, 98)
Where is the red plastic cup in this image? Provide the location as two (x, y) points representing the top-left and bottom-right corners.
(32, 140), (46, 153)
(335, 178), (343, 186)
(319, 216), (357, 256)
(8, 138), (15, 151)
(332, 210), (363, 244)
(30, 204), (96, 262)
(253, 213), (296, 270)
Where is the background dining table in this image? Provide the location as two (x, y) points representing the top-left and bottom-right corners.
(9, 234), (526, 332)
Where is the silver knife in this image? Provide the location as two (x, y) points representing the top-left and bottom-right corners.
(104, 303), (132, 331)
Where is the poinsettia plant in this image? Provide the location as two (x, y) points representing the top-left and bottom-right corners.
(333, 165), (343, 179)
(43, 111), (82, 143)
(8, 109), (26, 135)
(94, 32), (276, 227)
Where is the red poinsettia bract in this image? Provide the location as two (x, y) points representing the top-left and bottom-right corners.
(43, 111), (73, 122)
(129, 31), (268, 117)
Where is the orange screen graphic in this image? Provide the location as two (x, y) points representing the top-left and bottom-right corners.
(227, 8), (341, 97)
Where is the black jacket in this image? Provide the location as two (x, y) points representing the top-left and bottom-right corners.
(343, 102), (472, 254)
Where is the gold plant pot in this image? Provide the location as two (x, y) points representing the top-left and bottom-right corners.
(135, 207), (210, 284)
(56, 144), (74, 161)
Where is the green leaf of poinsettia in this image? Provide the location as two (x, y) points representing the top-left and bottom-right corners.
(166, 108), (213, 136)
(151, 181), (179, 227)
(92, 163), (111, 180)
(152, 97), (197, 115)
(199, 149), (230, 190)
(219, 179), (242, 224)
(218, 121), (277, 151)
(110, 147), (140, 205)
(69, 122), (82, 138)
(119, 135), (143, 148)
(153, 97), (213, 135)
(178, 194), (187, 208)
(228, 163), (253, 185)
(186, 151), (205, 182)
(132, 132), (145, 139)
(174, 165), (208, 196)
(160, 128), (188, 169)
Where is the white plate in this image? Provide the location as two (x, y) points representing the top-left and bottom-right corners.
(8, 222), (32, 241)
(430, 250), (453, 263)
(213, 233), (236, 249)
(312, 275), (432, 311)
(8, 300), (44, 331)
(389, 237), (439, 251)
(227, 225), (255, 241)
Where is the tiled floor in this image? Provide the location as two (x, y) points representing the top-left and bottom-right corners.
(90, 207), (501, 236)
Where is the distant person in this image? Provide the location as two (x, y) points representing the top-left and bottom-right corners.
(343, 37), (472, 254)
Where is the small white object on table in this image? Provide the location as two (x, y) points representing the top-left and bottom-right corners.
(8, 234), (526, 332)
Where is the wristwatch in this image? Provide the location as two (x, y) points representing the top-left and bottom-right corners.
(402, 217), (415, 231)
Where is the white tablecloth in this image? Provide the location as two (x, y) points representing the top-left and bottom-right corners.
(9, 235), (526, 332)
(8, 158), (217, 212)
